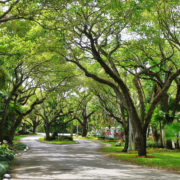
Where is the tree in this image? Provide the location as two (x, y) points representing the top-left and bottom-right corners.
(41, 0), (180, 156)
(36, 92), (74, 140)
(0, 62), (45, 143)
(0, 0), (43, 24)
(73, 92), (96, 137)
(26, 109), (42, 134)
(0, 0), (179, 156)
(94, 86), (129, 152)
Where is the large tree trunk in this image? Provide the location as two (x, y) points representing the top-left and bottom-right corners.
(32, 122), (38, 134)
(131, 116), (147, 156)
(5, 116), (23, 144)
(134, 130), (147, 156)
(82, 117), (88, 137)
(32, 119), (40, 134)
(122, 125), (129, 152)
(166, 140), (173, 149)
(82, 124), (88, 137)
(0, 102), (10, 139)
(33, 125), (37, 134)
(120, 91), (147, 156)
(44, 124), (50, 140)
(176, 134), (180, 149)
(152, 126), (160, 143)
(131, 120), (147, 156)
(5, 128), (16, 144)
(52, 132), (58, 140)
(0, 102), (10, 142)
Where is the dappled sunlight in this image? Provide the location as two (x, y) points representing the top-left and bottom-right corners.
(10, 136), (180, 180)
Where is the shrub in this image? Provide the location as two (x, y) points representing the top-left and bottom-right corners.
(0, 161), (9, 178)
(0, 144), (15, 161)
(97, 136), (105, 140)
(13, 143), (26, 150)
(164, 122), (180, 141)
(58, 136), (73, 141)
(146, 142), (162, 148)
(105, 136), (119, 141)
(87, 131), (97, 137)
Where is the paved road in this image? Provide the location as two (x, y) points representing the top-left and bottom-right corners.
(10, 136), (180, 180)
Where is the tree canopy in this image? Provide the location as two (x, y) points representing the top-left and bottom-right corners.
(0, 0), (179, 156)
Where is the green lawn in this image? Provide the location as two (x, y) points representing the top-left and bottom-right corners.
(75, 136), (120, 144)
(39, 137), (76, 144)
(100, 145), (124, 152)
(13, 134), (37, 142)
(77, 136), (180, 171)
(99, 140), (120, 146)
(74, 135), (98, 141)
(13, 134), (36, 151)
(100, 145), (180, 171)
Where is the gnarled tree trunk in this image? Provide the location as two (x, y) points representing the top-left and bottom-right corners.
(5, 115), (23, 144)
(122, 124), (129, 152)
(134, 130), (147, 156)
(152, 126), (160, 143)
(82, 118), (88, 137)
(44, 124), (51, 140)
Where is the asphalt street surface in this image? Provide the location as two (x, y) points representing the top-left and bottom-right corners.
(10, 135), (180, 180)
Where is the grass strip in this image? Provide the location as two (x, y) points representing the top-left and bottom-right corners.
(100, 146), (180, 172)
(74, 136), (98, 141)
(39, 137), (76, 144)
(13, 134), (37, 142)
(77, 136), (180, 172)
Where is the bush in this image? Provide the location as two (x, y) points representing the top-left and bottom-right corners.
(96, 136), (120, 141)
(87, 131), (97, 137)
(13, 143), (26, 150)
(164, 122), (180, 141)
(0, 144), (15, 161)
(18, 130), (30, 135)
(146, 142), (162, 148)
(0, 161), (9, 178)
(97, 136), (105, 140)
(105, 136), (119, 141)
(58, 136), (73, 141)
(43, 135), (73, 141)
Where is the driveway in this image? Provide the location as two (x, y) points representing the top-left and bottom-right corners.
(10, 136), (180, 180)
